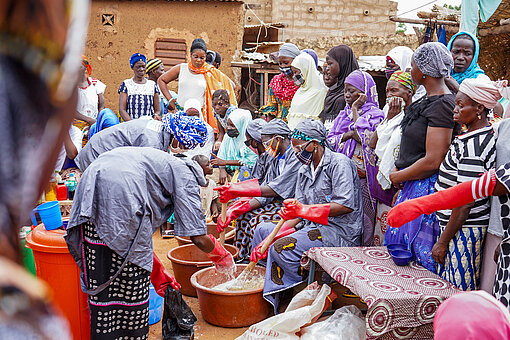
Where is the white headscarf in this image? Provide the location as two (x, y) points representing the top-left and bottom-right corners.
(287, 53), (327, 130)
(387, 46), (414, 72)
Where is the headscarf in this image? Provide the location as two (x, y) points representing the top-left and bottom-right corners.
(146, 58), (163, 74)
(448, 32), (485, 85)
(389, 71), (417, 95)
(261, 119), (292, 138)
(183, 98), (203, 113)
(413, 42), (454, 78)
(246, 118), (267, 143)
(386, 46), (414, 72)
(321, 45), (359, 124)
(89, 109), (120, 139)
(460, 78), (510, 109)
(302, 49), (318, 69)
(190, 38), (207, 53)
(130, 53), (146, 68)
(287, 53), (328, 129)
(292, 119), (328, 147)
(162, 111), (207, 149)
(217, 109), (258, 171)
(187, 62), (237, 133)
(81, 55), (92, 76)
(434, 291), (510, 340)
(279, 43), (300, 58)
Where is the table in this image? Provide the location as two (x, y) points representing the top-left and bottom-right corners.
(302, 247), (460, 340)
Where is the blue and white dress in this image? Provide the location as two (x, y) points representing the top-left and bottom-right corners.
(118, 78), (159, 119)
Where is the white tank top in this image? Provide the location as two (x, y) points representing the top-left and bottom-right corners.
(177, 63), (206, 108)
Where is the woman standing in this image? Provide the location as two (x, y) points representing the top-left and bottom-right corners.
(432, 78), (497, 291)
(146, 58), (175, 115)
(250, 119), (363, 312)
(327, 70), (385, 245)
(260, 43), (301, 122)
(385, 42), (457, 273)
(211, 108), (258, 184)
(118, 53), (161, 121)
(287, 53), (328, 129)
(158, 38), (236, 132)
(320, 45), (359, 130)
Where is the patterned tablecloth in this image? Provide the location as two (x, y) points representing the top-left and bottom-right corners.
(302, 247), (460, 340)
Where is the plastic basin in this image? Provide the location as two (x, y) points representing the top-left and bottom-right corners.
(167, 244), (239, 297)
(175, 225), (235, 246)
(387, 244), (408, 253)
(191, 264), (271, 327)
(391, 250), (413, 266)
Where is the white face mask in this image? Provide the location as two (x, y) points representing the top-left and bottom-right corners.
(386, 96), (405, 111)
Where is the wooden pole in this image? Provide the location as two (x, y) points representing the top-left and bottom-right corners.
(479, 23), (510, 37)
(389, 16), (459, 26)
(220, 202), (226, 245)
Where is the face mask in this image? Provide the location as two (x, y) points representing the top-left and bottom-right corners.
(280, 66), (293, 76)
(264, 137), (280, 158)
(245, 139), (260, 155)
(226, 128), (239, 138)
(295, 142), (314, 165)
(386, 96), (406, 111)
(293, 74), (305, 86)
(385, 68), (396, 79)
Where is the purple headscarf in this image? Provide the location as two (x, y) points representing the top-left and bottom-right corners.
(328, 70), (383, 158)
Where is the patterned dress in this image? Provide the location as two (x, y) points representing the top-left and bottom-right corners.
(118, 78), (159, 119)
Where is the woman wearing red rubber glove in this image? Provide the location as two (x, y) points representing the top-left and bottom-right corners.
(215, 119), (303, 262)
(249, 119), (363, 313)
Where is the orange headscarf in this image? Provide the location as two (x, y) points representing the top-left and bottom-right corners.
(187, 62), (237, 132)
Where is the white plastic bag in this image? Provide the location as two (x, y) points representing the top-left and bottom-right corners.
(300, 305), (366, 340)
(236, 283), (333, 340)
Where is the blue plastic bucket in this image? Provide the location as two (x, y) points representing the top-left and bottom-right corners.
(36, 201), (62, 230)
(149, 284), (164, 325)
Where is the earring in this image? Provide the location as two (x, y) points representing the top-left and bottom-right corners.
(423, 75), (426, 79)
(478, 114), (481, 119)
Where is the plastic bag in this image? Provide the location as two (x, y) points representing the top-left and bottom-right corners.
(162, 286), (197, 340)
(236, 282), (337, 340)
(300, 305), (366, 340)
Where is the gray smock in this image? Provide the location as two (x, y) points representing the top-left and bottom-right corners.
(296, 148), (363, 247)
(74, 118), (172, 171)
(251, 152), (273, 184)
(254, 146), (302, 206)
(65, 147), (207, 274)
(489, 119), (510, 237)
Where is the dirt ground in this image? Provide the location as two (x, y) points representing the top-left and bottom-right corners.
(149, 232), (248, 340)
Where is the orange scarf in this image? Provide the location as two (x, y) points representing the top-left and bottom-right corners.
(187, 62), (237, 132)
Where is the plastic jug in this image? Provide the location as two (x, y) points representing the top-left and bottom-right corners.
(56, 184), (68, 201)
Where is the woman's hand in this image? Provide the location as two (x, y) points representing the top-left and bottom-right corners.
(210, 154), (227, 167)
(387, 97), (402, 120)
(391, 189), (400, 207)
(218, 168), (228, 185)
(431, 240), (449, 264)
(352, 93), (367, 110)
(213, 141), (222, 152)
(153, 114), (162, 121)
(340, 130), (355, 143)
(390, 168), (404, 189)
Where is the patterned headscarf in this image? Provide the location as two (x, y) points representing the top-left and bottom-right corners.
(81, 55), (92, 76)
(292, 119), (328, 146)
(162, 112), (207, 149)
(389, 71), (417, 95)
(146, 58), (163, 74)
(130, 53), (147, 68)
(413, 42), (453, 78)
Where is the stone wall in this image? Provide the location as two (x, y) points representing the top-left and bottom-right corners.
(87, 0), (244, 109)
(293, 34), (419, 58)
(244, 0), (398, 40)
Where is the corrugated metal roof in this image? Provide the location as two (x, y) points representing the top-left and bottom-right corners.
(358, 56), (386, 72)
(93, 0), (243, 2)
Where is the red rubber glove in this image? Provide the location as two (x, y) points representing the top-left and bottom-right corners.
(151, 252), (181, 296)
(213, 178), (262, 203)
(387, 169), (497, 228)
(206, 235), (235, 273)
(250, 222), (296, 262)
(217, 198), (252, 233)
(279, 199), (330, 225)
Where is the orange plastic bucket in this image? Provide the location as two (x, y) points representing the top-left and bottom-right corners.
(26, 224), (90, 340)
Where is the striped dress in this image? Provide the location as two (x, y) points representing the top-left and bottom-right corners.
(435, 125), (496, 290)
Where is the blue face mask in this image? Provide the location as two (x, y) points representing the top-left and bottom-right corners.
(296, 142), (314, 165)
(280, 66), (293, 76)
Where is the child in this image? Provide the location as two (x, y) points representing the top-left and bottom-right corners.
(212, 89), (236, 152)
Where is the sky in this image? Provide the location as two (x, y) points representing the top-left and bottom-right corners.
(396, 0), (462, 33)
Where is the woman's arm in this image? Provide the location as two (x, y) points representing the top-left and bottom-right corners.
(98, 93), (105, 112)
(74, 112), (96, 125)
(431, 204), (472, 264)
(153, 93), (161, 119)
(369, 130), (378, 149)
(157, 65), (180, 102)
(445, 77), (460, 94)
(63, 132), (79, 159)
(390, 126), (452, 185)
(213, 119), (226, 151)
(119, 92), (131, 121)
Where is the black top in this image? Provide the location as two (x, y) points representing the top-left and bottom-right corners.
(396, 94), (457, 169)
